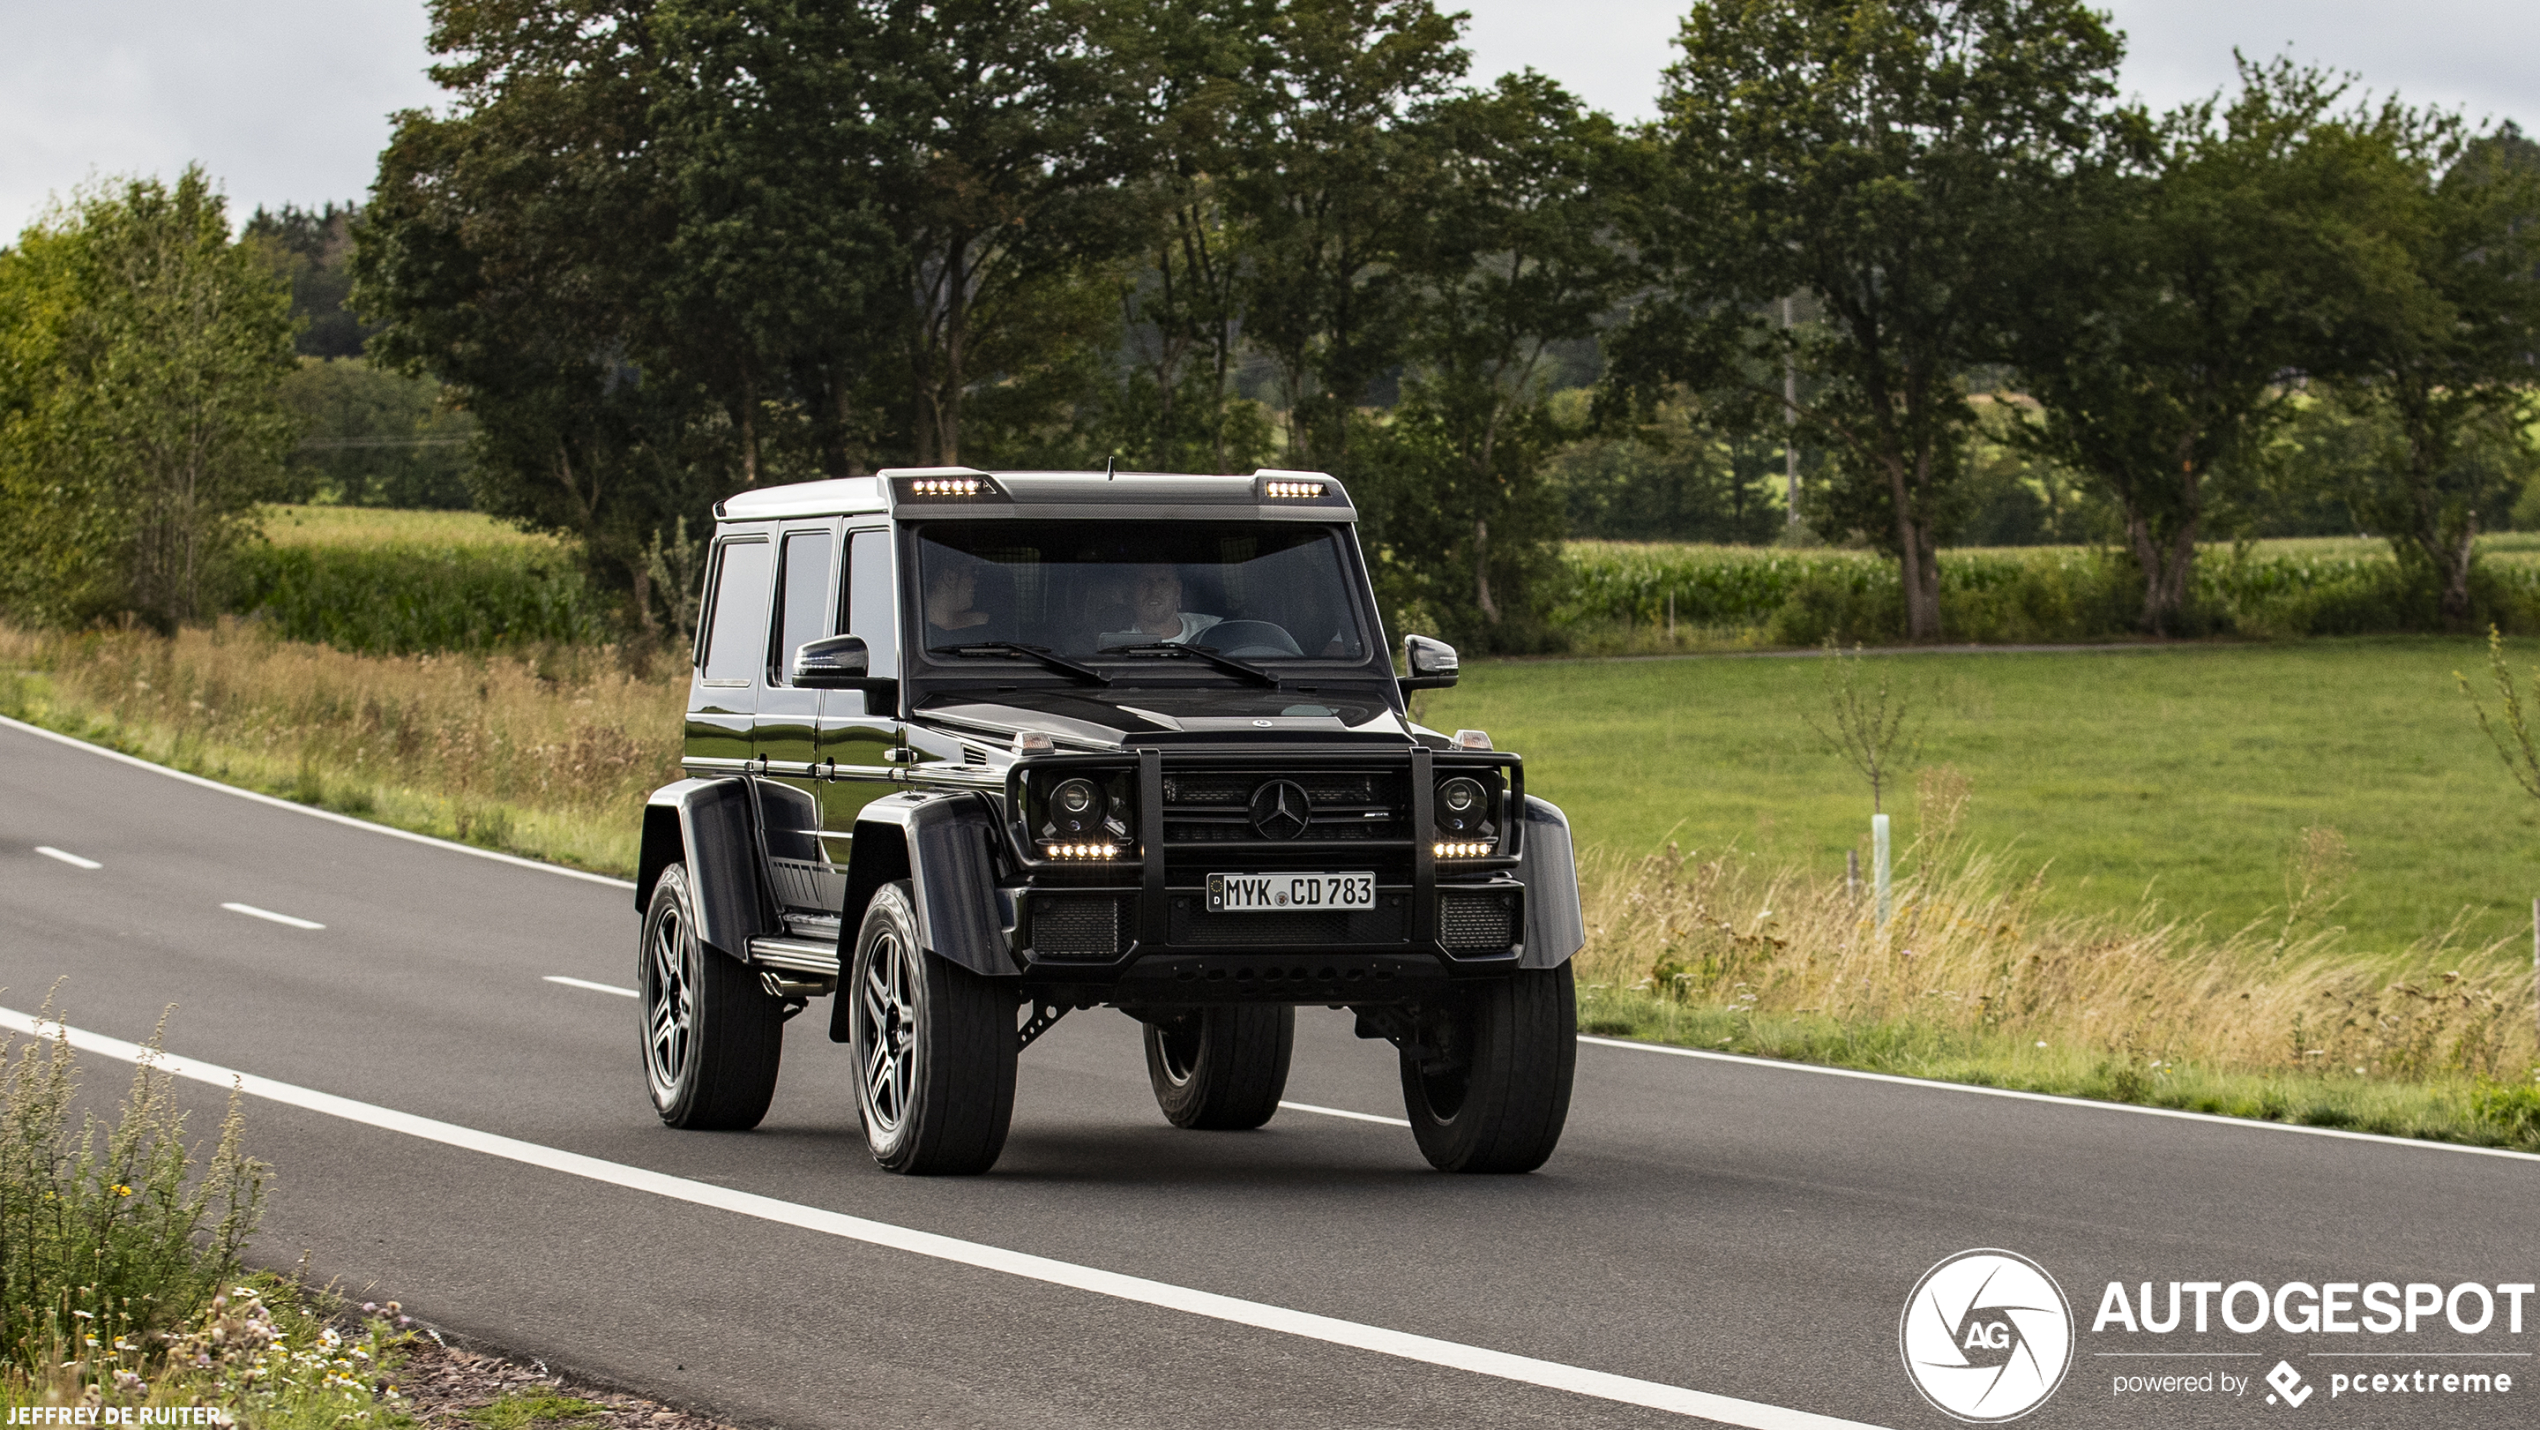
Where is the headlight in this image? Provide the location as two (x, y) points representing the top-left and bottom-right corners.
(1038, 772), (1133, 845)
(1435, 776), (1490, 836)
(1049, 777), (1104, 837)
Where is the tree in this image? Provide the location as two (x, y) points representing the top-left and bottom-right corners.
(242, 202), (371, 359)
(2329, 118), (2540, 629)
(2005, 60), (2397, 634)
(1365, 71), (1637, 644)
(1625, 0), (2123, 640)
(0, 170), (298, 630)
(1225, 0), (1467, 471)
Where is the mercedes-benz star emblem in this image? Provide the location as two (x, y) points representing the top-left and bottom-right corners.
(1248, 780), (1312, 840)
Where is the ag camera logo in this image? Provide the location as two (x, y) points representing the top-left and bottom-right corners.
(1901, 1249), (2075, 1422)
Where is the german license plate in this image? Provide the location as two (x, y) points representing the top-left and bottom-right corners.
(1207, 872), (1376, 912)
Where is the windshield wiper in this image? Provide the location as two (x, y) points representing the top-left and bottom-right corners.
(1096, 641), (1281, 688)
(927, 642), (1110, 685)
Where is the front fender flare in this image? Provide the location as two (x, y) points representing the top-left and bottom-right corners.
(1518, 795), (1584, 968)
(830, 789), (1014, 1042)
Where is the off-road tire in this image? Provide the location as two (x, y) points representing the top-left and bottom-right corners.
(849, 880), (1016, 1174)
(640, 862), (785, 1130)
(1144, 1006), (1294, 1129)
(1399, 964), (1576, 1173)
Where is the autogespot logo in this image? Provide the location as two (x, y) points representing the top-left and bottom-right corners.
(1901, 1249), (2076, 1422)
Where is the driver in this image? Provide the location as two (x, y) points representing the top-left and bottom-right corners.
(1129, 564), (1221, 645)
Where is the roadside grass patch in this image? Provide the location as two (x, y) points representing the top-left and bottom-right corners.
(461, 1390), (611, 1429)
(1571, 841), (2540, 1152)
(0, 621), (679, 877)
(0, 999), (414, 1422)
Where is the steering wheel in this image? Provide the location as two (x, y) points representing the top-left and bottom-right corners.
(1204, 620), (1303, 658)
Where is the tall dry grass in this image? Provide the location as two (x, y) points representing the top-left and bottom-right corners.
(1574, 768), (2538, 1096)
(0, 620), (683, 874)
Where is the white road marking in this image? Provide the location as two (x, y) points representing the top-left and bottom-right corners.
(1280, 1100), (1411, 1127)
(4, 1007), (1884, 1430)
(545, 975), (639, 998)
(1575, 1035), (2540, 1164)
(1, 714), (634, 890)
(34, 846), (102, 870)
(220, 902), (325, 931)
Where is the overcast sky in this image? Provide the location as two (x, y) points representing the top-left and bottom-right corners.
(3, 1), (2534, 239)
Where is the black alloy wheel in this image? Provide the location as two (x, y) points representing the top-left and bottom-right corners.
(639, 862), (784, 1130)
(849, 880), (1016, 1175)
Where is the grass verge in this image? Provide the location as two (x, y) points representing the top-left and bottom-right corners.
(0, 621), (678, 878)
(1570, 821), (2540, 1152)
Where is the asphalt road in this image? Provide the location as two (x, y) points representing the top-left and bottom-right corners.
(4, 714), (2536, 1430)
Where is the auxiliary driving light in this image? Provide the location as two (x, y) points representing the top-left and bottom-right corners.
(1044, 842), (1121, 859)
(912, 477), (984, 496)
(1433, 840), (1492, 859)
(1264, 480), (1325, 499)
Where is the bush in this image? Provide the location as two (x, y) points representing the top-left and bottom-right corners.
(1555, 538), (2540, 646)
(0, 1004), (263, 1373)
(232, 544), (607, 655)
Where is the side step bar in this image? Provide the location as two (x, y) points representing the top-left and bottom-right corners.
(749, 935), (841, 978)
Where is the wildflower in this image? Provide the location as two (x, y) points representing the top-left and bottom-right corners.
(2034, 1041), (2047, 1048)
(112, 1184), (133, 1197)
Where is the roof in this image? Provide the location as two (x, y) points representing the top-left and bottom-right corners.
(714, 468), (1355, 524)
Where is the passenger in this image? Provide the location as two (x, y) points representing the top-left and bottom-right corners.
(924, 562), (993, 647)
(1126, 564), (1222, 645)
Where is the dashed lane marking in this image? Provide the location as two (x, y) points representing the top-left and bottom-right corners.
(1279, 1100), (1412, 1127)
(34, 846), (102, 870)
(545, 975), (639, 998)
(1, 1007), (1886, 1430)
(220, 902), (325, 931)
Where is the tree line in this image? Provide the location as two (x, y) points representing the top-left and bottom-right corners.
(5, 1), (2536, 647)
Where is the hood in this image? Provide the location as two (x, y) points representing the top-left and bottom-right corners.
(915, 685), (1416, 750)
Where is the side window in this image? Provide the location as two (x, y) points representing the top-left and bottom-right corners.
(846, 528), (897, 678)
(770, 529), (835, 685)
(700, 538), (774, 685)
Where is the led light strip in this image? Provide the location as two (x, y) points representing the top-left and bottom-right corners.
(912, 477), (984, 496)
(1432, 841), (1492, 859)
(1264, 480), (1325, 499)
(1044, 842), (1124, 860)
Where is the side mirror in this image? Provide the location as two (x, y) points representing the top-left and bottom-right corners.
(791, 634), (870, 689)
(1400, 633), (1460, 691)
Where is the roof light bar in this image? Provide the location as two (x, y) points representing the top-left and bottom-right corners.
(912, 477), (984, 497)
(1264, 480), (1326, 499)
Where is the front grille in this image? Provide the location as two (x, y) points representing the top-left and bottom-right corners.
(1029, 895), (1124, 961)
(1438, 890), (1517, 951)
(1168, 894), (1409, 947)
(1160, 767), (1410, 845)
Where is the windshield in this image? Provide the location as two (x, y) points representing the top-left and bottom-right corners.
(915, 520), (1371, 665)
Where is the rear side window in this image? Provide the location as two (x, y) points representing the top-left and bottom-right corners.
(700, 538), (774, 684)
(770, 529), (834, 684)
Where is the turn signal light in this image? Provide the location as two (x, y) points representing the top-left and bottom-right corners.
(1433, 840), (1492, 859)
(1264, 480), (1325, 499)
(912, 477), (984, 496)
(1044, 842), (1123, 860)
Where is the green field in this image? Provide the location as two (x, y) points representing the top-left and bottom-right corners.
(259, 503), (554, 549)
(1426, 637), (2540, 956)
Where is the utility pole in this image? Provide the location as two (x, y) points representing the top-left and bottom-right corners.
(1782, 295), (1800, 525)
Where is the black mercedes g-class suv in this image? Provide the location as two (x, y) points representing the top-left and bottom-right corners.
(635, 467), (1583, 1175)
